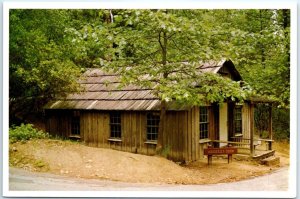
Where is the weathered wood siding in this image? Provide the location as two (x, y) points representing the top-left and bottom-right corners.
(46, 110), (190, 161)
(181, 106), (201, 162)
(80, 111), (110, 148)
(79, 110), (188, 160)
(46, 106), (220, 162)
(161, 111), (186, 161)
(45, 110), (72, 138)
(80, 111), (150, 154)
(242, 103), (251, 139)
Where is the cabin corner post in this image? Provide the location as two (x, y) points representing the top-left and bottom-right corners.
(250, 102), (255, 157)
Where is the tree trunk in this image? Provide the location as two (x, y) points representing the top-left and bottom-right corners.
(282, 9), (290, 67)
(157, 100), (166, 151)
(259, 10), (265, 68)
(156, 30), (168, 152)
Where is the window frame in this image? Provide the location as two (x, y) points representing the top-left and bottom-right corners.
(234, 106), (243, 135)
(146, 112), (160, 141)
(199, 106), (210, 140)
(109, 112), (122, 139)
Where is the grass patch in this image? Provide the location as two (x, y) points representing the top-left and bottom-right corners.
(273, 140), (290, 155)
(9, 147), (50, 172)
(34, 160), (48, 168)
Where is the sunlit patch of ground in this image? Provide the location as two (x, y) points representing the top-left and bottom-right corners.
(9, 139), (289, 185)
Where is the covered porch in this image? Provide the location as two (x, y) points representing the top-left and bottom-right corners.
(210, 97), (275, 160)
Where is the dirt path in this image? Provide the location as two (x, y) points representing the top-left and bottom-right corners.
(9, 139), (289, 185)
(9, 167), (289, 191)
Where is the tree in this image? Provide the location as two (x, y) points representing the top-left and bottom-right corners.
(69, 10), (249, 149)
(193, 9), (290, 139)
(201, 9), (290, 107)
(9, 9), (82, 123)
(9, 9), (290, 140)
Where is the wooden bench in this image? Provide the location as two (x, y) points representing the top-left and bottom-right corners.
(204, 146), (238, 165)
(259, 139), (273, 150)
(253, 140), (262, 150)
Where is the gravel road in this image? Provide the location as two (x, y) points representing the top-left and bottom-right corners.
(9, 167), (289, 191)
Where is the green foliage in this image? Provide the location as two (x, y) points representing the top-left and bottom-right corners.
(259, 131), (270, 139)
(255, 104), (271, 136)
(74, 10), (249, 106)
(63, 9), (289, 108)
(202, 10), (290, 107)
(9, 123), (49, 143)
(9, 10), (83, 122)
(158, 145), (171, 158)
(255, 104), (289, 141)
(9, 9), (290, 135)
(34, 160), (48, 168)
(272, 108), (290, 140)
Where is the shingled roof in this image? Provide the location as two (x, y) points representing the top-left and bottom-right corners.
(44, 59), (242, 111)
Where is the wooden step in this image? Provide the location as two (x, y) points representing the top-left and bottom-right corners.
(260, 156), (280, 166)
(252, 150), (275, 160)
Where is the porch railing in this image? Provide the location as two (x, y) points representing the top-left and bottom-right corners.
(209, 138), (274, 156)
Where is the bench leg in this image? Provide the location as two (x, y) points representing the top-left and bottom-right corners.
(208, 155), (212, 165)
(228, 154), (232, 163)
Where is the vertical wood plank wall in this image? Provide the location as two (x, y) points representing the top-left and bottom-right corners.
(183, 107), (200, 162)
(81, 111), (187, 160)
(46, 110), (71, 138)
(242, 103), (251, 139)
(46, 107), (218, 162)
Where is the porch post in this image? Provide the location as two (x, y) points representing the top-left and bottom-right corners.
(269, 105), (273, 140)
(268, 104), (273, 150)
(250, 103), (255, 156)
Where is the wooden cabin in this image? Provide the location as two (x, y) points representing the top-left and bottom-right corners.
(44, 59), (274, 162)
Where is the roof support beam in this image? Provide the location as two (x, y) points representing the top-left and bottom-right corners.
(250, 103), (255, 157)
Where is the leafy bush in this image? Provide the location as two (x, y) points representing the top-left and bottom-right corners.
(255, 105), (289, 141)
(160, 145), (171, 158)
(9, 123), (49, 143)
(273, 108), (290, 140)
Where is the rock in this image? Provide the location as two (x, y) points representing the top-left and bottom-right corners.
(12, 147), (17, 152)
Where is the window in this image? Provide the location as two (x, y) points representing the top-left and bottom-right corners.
(71, 111), (80, 135)
(110, 112), (121, 139)
(146, 112), (160, 141)
(200, 106), (209, 139)
(234, 106), (242, 134)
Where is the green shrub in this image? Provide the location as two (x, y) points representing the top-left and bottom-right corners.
(255, 105), (289, 141)
(9, 123), (49, 143)
(160, 145), (171, 158)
